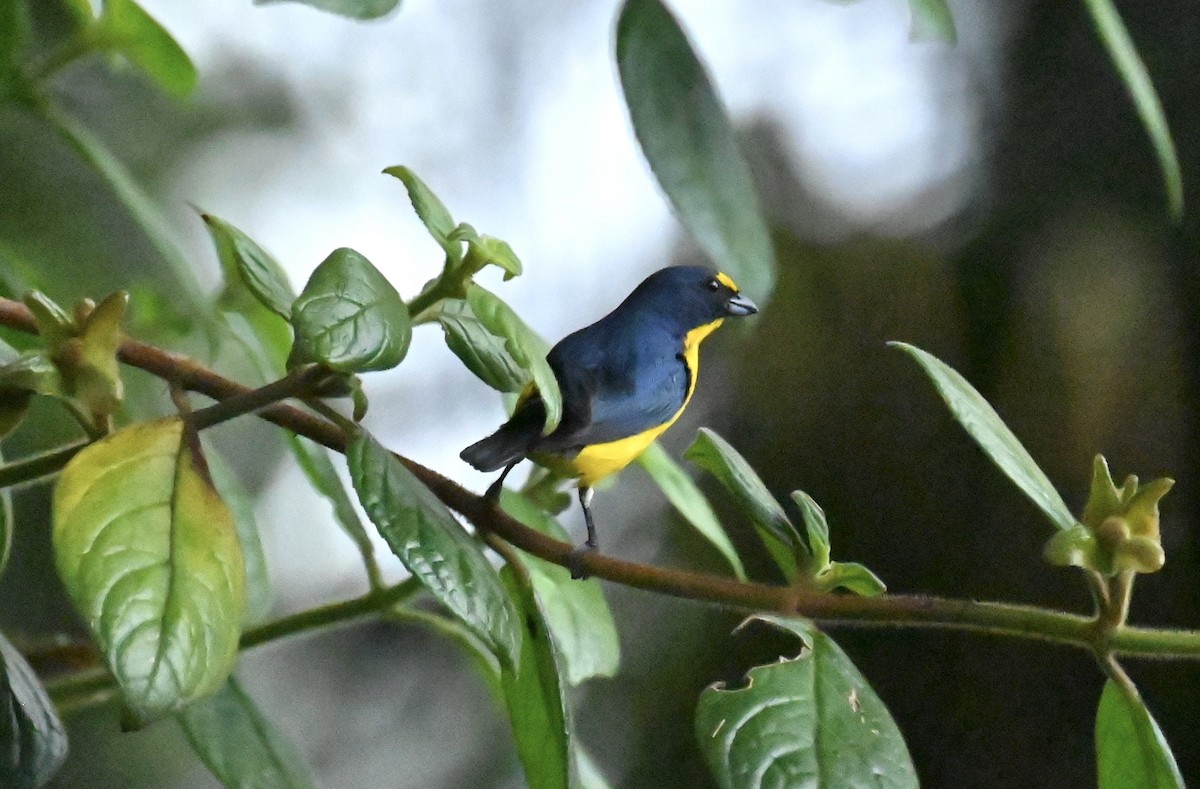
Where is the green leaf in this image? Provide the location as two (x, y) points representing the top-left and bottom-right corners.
(178, 679), (316, 789)
(0, 338), (32, 436)
(96, 0), (198, 98)
(14, 291), (128, 422)
(0, 352), (64, 401)
(790, 490), (830, 571)
(465, 235), (523, 281)
(637, 440), (746, 580)
(907, 0), (956, 42)
(890, 342), (1075, 531)
(464, 284), (561, 433)
(253, 0), (402, 21)
(789, 491), (885, 594)
(347, 432), (521, 669)
(616, 0), (775, 306)
(291, 247), (411, 373)
(436, 298), (529, 393)
(501, 491), (620, 685)
(1082, 0), (1184, 222)
(1044, 523), (1102, 570)
(288, 433), (379, 589)
(52, 418), (246, 722)
(684, 428), (804, 581)
(0, 632), (68, 789)
(500, 566), (574, 789)
(696, 616), (917, 789)
(0, 446), (11, 577)
(203, 213), (295, 320)
(1096, 679), (1183, 788)
(817, 561), (887, 597)
(383, 166), (458, 257)
(23, 291), (73, 352)
(73, 290), (128, 418)
(0, 0), (31, 75)
(204, 443), (273, 625)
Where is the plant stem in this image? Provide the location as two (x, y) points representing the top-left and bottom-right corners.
(188, 365), (330, 431)
(407, 275), (457, 324)
(0, 439), (90, 488)
(240, 576), (422, 649)
(46, 577), (425, 713)
(3, 295), (1200, 665)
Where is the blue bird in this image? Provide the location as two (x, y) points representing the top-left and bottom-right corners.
(461, 265), (757, 571)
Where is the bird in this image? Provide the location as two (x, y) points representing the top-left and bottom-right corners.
(460, 265), (758, 574)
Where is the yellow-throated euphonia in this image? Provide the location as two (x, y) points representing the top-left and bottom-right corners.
(461, 265), (757, 568)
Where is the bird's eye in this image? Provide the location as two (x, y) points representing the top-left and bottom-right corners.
(705, 278), (720, 292)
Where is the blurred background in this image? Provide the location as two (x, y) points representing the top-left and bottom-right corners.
(2, 0), (1198, 786)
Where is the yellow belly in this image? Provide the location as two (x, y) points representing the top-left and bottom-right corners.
(555, 317), (724, 487)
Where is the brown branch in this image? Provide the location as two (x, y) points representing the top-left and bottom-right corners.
(3, 296), (1200, 659)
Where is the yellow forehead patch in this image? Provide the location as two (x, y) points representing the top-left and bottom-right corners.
(716, 271), (738, 291)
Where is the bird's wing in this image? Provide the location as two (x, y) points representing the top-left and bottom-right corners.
(539, 327), (688, 452)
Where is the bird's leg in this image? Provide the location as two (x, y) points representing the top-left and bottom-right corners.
(485, 461), (519, 502)
(567, 486), (597, 580)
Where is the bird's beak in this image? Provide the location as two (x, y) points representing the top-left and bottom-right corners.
(725, 293), (758, 316)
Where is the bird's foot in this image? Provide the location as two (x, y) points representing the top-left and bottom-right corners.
(566, 541), (597, 580)
(484, 476), (506, 503)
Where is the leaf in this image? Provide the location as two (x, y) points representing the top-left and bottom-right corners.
(0, 338), (30, 437)
(890, 342), (1076, 531)
(790, 490), (830, 571)
(696, 616), (918, 789)
(1082, 0), (1184, 222)
(501, 491), (620, 685)
(1096, 678), (1184, 788)
(465, 235), (523, 281)
(907, 0), (956, 42)
(347, 432), (521, 669)
(0, 632), (68, 788)
(14, 291), (128, 421)
(465, 284), (561, 433)
(73, 291), (128, 418)
(500, 567), (574, 789)
(0, 352), (64, 401)
(291, 247), (411, 373)
(178, 679), (317, 789)
(23, 291), (73, 352)
(685, 428), (804, 581)
(383, 166), (458, 257)
(203, 213), (295, 320)
(204, 443), (273, 625)
(436, 298), (529, 393)
(637, 440), (746, 580)
(816, 562), (887, 597)
(96, 0), (198, 98)
(0, 0), (31, 75)
(0, 446), (11, 577)
(52, 418), (246, 722)
(288, 433), (379, 588)
(253, 0), (403, 21)
(616, 0), (775, 306)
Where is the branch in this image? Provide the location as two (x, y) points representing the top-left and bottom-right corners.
(2, 297), (1199, 660)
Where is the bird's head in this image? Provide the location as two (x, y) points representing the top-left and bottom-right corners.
(629, 265), (758, 332)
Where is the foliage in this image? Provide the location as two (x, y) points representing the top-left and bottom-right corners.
(0, 1), (1193, 787)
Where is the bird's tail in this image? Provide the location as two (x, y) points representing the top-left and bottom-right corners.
(460, 399), (546, 472)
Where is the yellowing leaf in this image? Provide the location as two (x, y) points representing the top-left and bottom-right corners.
(53, 419), (246, 722)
